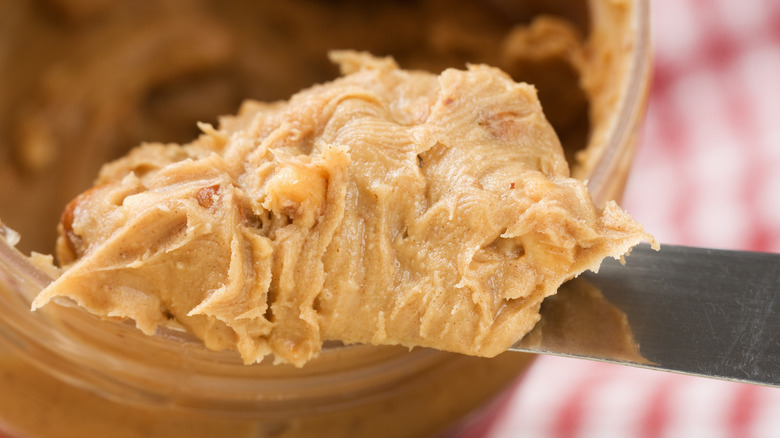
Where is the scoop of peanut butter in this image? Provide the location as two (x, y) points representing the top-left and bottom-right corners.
(32, 52), (653, 367)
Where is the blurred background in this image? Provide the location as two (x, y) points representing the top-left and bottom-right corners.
(488, 0), (780, 436)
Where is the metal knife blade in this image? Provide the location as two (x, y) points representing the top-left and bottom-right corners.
(511, 243), (780, 388)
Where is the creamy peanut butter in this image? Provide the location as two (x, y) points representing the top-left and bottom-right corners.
(31, 52), (653, 367)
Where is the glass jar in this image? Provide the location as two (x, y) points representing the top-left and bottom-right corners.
(0, 0), (650, 436)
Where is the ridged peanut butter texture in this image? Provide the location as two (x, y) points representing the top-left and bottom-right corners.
(32, 52), (653, 367)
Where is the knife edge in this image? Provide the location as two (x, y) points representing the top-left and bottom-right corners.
(511, 243), (780, 388)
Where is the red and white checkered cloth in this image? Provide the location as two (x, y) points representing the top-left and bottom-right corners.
(479, 0), (780, 436)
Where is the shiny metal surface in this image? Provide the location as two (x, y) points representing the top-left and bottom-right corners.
(512, 243), (780, 387)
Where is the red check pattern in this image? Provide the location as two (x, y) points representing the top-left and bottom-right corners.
(464, 0), (780, 436)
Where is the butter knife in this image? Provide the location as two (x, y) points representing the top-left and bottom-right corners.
(512, 243), (780, 388)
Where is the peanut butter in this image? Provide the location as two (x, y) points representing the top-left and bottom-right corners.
(32, 52), (653, 367)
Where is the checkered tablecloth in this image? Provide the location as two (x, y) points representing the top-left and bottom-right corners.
(482, 0), (780, 436)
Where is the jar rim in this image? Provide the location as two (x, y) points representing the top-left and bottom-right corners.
(585, 0), (652, 204)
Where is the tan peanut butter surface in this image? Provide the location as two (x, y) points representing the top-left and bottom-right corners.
(32, 52), (653, 367)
